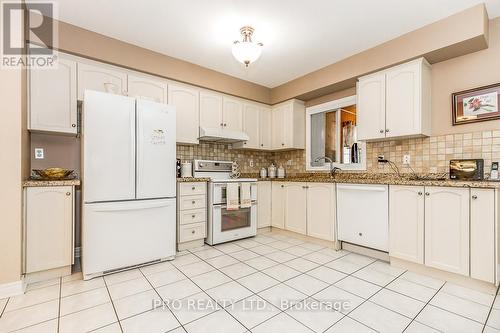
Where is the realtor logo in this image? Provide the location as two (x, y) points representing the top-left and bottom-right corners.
(1, 1), (58, 68)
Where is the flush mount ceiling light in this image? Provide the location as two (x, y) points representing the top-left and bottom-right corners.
(232, 26), (263, 67)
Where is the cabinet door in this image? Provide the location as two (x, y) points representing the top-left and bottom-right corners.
(29, 57), (77, 134)
(241, 103), (260, 148)
(199, 91), (223, 129)
(271, 106), (284, 149)
(271, 182), (285, 228)
(257, 181), (272, 228)
(127, 73), (168, 103)
(282, 103), (294, 148)
(284, 183), (307, 234)
(78, 62), (127, 99)
(385, 61), (421, 137)
(222, 97), (243, 131)
(470, 189), (495, 283)
(389, 186), (424, 264)
(307, 183), (335, 241)
(25, 186), (73, 273)
(259, 107), (272, 150)
(168, 83), (199, 144)
(424, 187), (469, 276)
(357, 73), (386, 140)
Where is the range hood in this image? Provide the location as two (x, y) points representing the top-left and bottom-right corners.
(198, 126), (250, 143)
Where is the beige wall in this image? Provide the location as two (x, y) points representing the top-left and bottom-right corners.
(0, 68), (23, 285)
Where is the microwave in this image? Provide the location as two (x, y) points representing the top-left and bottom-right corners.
(449, 159), (484, 180)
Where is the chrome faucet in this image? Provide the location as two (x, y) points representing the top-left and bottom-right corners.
(314, 156), (342, 178)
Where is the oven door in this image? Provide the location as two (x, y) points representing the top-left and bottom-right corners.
(210, 203), (257, 244)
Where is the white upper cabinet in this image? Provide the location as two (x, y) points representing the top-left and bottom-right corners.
(199, 91), (223, 129)
(389, 185), (424, 264)
(271, 99), (305, 150)
(357, 72), (386, 141)
(470, 189), (496, 283)
(259, 107), (272, 149)
(127, 73), (168, 103)
(168, 83), (200, 145)
(357, 58), (431, 141)
(241, 103), (260, 148)
(222, 97), (243, 131)
(284, 182), (307, 234)
(424, 186), (469, 276)
(29, 56), (78, 134)
(77, 62), (127, 100)
(307, 183), (335, 241)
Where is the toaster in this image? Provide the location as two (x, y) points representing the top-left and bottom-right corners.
(449, 159), (484, 180)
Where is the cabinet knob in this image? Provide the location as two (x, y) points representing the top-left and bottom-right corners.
(191, 230), (195, 234)
(244, 142), (247, 145)
(192, 200), (196, 204)
(261, 144), (264, 147)
(281, 185), (284, 188)
(385, 129), (390, 132)
(472, 195), (478, 199)
(358, 232), (363, 237)
(71, 124), (76, 128)
(66, 192), (71, 196)
(223, 123), (227, 127)
(281, 143), (284, 146)
(425, 192), (430, 196)
(192, 215), (196, 218)
(192, 186), (196, 190)
(379, 129), (384, 133)
(418, 191), (423, 195)
(220, 123), (223, 127)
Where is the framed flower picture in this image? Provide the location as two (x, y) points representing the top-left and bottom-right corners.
(452, 83), (500, 125)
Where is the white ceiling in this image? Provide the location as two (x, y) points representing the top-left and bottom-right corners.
(44, 0), (500, 88)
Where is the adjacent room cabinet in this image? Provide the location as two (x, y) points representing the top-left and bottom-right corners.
(24, 186), (74, 275)
(357, 58), (431, 141)
(257, 181), (272, 228)
(127, 73), (168, 103)
(389, 185), (425, 264)
(271, 181), (336, 241)
(168, 83), (200, 144)
(77, 62), (127, 100)
(271, 100), (306, 150)
(389, 185), (496, 283)
(29, 55), (78, 134)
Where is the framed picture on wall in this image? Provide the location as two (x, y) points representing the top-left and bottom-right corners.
(452, 83), (500, 125)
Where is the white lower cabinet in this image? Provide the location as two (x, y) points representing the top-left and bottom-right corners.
(257, 181), (272, 228)
(389, 185), (424, 264)
(271, 182), (285, 228)
(284, 183), (307, 234)
(470, 188), (496, 283)
(176, 182), (207, 250)
(24, 186), (74, 274)
(424, 186), (469, 276)
(307, 183), (336, 241)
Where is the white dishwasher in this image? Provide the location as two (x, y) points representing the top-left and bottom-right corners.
(337, 183), (389, 252)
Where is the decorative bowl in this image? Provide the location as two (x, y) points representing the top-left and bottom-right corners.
(32, 168), (75, 180)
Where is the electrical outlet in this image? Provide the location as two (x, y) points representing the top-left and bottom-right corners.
(34, 148), (44, 159)
(287, 159), (293, 166)
(403, 154), (411, 165)
(377, 155), (385, 161)
(249, 159), (254, 167)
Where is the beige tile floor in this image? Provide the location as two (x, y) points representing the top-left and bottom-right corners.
(1, 230), (500, 333)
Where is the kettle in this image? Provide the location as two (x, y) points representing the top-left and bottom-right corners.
(277, 165), (286, 178)
(268, 163), (277, 178)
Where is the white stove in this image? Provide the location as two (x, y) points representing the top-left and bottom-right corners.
(192, 160), (258, 245)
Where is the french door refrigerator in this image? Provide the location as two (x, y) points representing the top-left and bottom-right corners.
(82, 90), (176, 280)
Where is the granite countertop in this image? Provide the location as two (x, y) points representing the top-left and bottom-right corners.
(244, 173), (500, 189)
(23, 179), (81, 187)
(177, 177), (210, 183)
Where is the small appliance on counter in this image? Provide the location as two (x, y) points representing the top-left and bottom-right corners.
(260, 167), (267, 178)
(181, 162), (192, 178)
(176, 159), (181, 178)
(449, 159), (484, 180)
(491, 162), (499, 180)
(268, 163), (277, 178)
(277, 165), (286, 178)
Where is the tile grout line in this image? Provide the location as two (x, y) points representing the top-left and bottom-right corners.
(102, 277), (125, 333)
(0, 297), (9, 318)
(480, 284), (500, 332)
(402, 283), (445, 332)
(57, 277), (62, 333)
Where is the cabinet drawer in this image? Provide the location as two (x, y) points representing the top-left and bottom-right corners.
(179, 222), (206, 242)
(180, 195), (206, 210)
(180, 208), (206, 225)
(179, 183), (206, 196)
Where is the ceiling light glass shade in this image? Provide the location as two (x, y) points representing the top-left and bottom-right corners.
(232, 41), (263, 67)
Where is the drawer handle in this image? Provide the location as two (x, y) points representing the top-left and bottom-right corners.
(66, 192), (71, 196)
(472, 195), (478, 200)
(191, 230), (196, 234)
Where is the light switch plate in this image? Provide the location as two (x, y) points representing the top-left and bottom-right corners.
(403, 154), (411, 165)
(34, 148), (44, 159)
(249, 159), (254, 167)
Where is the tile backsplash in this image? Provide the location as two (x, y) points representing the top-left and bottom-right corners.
(186, 130), (499, 176)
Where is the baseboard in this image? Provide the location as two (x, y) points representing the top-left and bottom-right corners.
(74, 246), (81, 258)
(0, 278), (25, 298)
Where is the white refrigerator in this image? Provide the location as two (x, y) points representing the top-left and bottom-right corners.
(82, 90), (176, 280)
